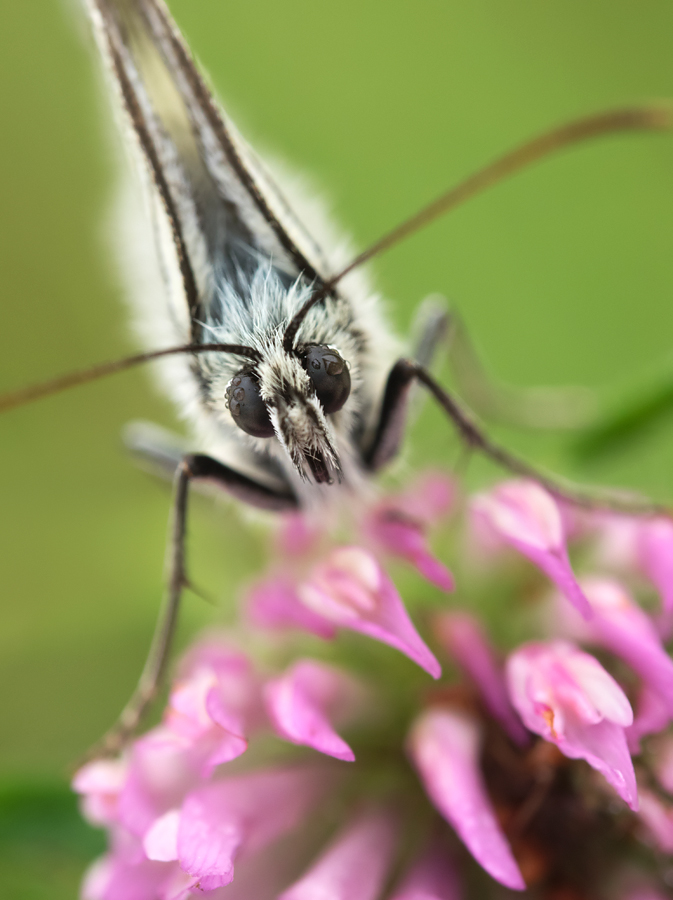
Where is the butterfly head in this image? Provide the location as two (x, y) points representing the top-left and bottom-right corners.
(225, 343), (351, 485)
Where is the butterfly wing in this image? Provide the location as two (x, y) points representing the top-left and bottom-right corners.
(88, 0), (328, 342)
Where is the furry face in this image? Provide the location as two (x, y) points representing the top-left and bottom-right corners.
(198, 267), (361, 485)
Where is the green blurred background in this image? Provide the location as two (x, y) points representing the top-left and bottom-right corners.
(2, 1), (673, 895)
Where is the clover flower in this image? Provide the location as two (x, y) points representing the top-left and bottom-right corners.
(75, 476), (673, 898)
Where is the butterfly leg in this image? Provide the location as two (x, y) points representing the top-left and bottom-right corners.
(364, 356), (491, 471)
(412, 296), (595, 431)
(88, 453), (296, 759)
(363, 358), (653, 514)
(363, 356), (539, 475)
(366, 354), (603, 482)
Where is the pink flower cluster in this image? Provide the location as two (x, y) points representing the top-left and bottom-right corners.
(74, 474), (673, 899)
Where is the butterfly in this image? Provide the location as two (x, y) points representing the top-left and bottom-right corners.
(2, 0), (668, 755)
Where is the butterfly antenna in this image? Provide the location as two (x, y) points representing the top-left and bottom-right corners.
(3, 105), (671, 406)
(283, 102), (673, 351)
(0, 344), (261, 414)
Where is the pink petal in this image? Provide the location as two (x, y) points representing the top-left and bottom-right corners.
(435, 612), (528, 746)
(588, 514), (673, 627)
(278, 808), (398, 900)
(636, 788), (673, 853)
(73, 759), (128, 796)
(589, 512), (640, 572)
(144, 809), (180, 862)
(298, 547), (441, 678)
(393, 471), (456, 524)
(81, 856), (113, 900)
(161, 868), (199, 900)
(367, 512), (455, 592)
(366, 472), (455, 592)
(199, 838), (320, 900)
(389, 842), (461, 900)
(408, 708), (525, 891)
(72, 758), (128, 827)
(164, 646), (261, 777)
(265, 660), (358, 761)
(116, 728), (202, 838)
(247, 576), (337, 640)
(94, 857), (173, 900)
(170, 645), (258, 735)
(83, 830), (176, 900)
(650, 733), (673, 794)
(562, 651), (633, 727)
(637, 517), (673, 615)
(560, 578), (673, 716)
(626, 685), (671, 754)
(562, 716), (638, 809)
(473, 480), (592, 618)
(506, 641), (637, 809)
(275, 511), (323, 557)
(177, 766), (329, 891)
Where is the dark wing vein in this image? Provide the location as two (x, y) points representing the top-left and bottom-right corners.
(90, 0), (330, 345)
(137, 0), (325, 286)
(92, 0), (201, 322)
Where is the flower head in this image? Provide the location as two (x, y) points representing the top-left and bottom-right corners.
(264, 659), (362, 761)
(472, 479), (592, 618)
(506, 640), (637, 808)
(76, 471), (673, 898)
(408, 707), (525, 890)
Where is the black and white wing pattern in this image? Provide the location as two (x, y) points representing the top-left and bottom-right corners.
(88, 0), (329, 343)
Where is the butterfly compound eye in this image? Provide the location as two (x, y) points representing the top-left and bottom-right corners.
(225, 372), (275, 438)
(303, 345), (351, 414)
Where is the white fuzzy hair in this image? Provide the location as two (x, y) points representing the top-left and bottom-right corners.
(106, 104), (401, 505)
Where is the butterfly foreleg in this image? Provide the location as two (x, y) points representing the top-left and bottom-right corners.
(364, 358), (665, 516)
(411, 296), (595, 432)
(87, 453), (297, 760)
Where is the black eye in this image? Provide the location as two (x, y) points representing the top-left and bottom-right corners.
(302, 345), (351, 414)
(225, 372), (275, 438)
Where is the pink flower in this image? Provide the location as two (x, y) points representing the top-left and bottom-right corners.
(649, 733), (673, 794)
(506, 641), (637, 808)
(408, 707), (525, 891)
(472, 480), (592, 618)
(73, 759), (128, 827)
(144, 765), (329, 892)
(637, 516), (673, 615)
(278, 807), (398, 900)
(388, 841), (462, 900)
(77, 471), (673, 899)
(264, 659), (362, 761)
(77, 643), (266, 845)
(635, 788), (673, 853)
(391, 471), (456, 523)
(114, 728), (204, 839)
(253, 546), (441, 678)
(589, 513), (640, 573)
(587, 513), (673, 628)
(299, 547), (441, 677)
(249, 476), (453, 670)
(554, 577), (673, 717)
(165, 643), (263, 776)
(626, 685), (671, 754)
(81, 827), (179, 900)
(274, 511), (323, 558)
(434, 612), (528, 746)
(365, 472), (455, 592)
(248, 576), (337, 639)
